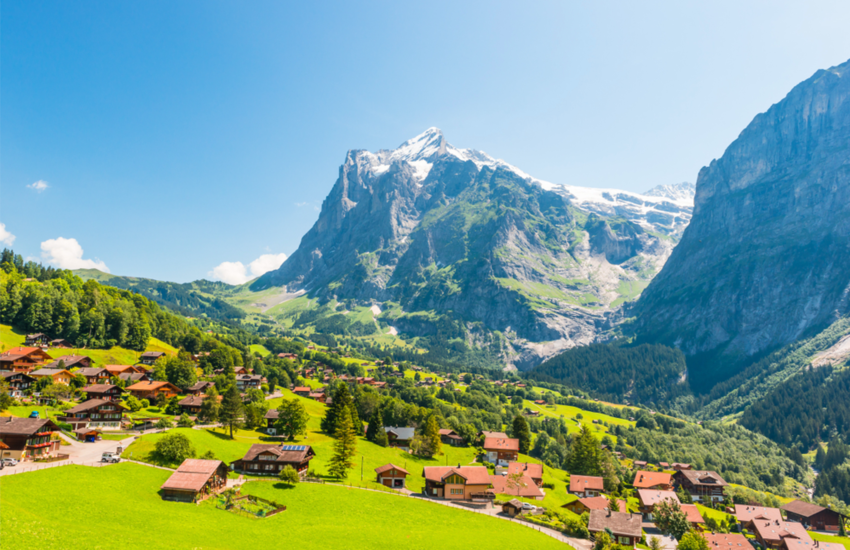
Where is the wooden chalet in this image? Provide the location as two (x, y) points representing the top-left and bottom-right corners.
(235, 374), (262, 391)
(186, 381), (215, 396)
(75, 368), (111, 385)
(125, 381), (180, 400)
(81, 384), (125, 402)
(25, 333), (49, 346)
(1, 371), (35, 398)
(483, 436), (519, 466)
(637, 489), (681, 521)
(507, 461), (544, 487)
(384, 426), (415, 449)
(422, 466), (492, 500)
(277, 353), (298, 360)
(264, 409), (279, 434)
(633, 470), (673, 490)
(119, 371), (152, 384)
(160, 459), (229, 503)
(104, 364), (146, 376)
(47, 355), (92, 369)
(563, 496), (628, 515)
(292, 386), (311, 397)
(570, 475), (605, 498)
(502, 499), (524, 517)
(0, 347), (53, 372)
(674, 469), (728, 503)
(139, 351), (165, 365)
(29, 368), (73, 385)
(74, 426), (101, 442)
(588, 509), (643, 548)
(439, 429), (464, 447)
(782, 500), (845, 532)
(375, 463), (410, 489)
(0, 417), (61, 461)
(61, 399), (127, 429)
(752, 518), (813, 548)
(49, 338), (73, 349)
(232, 443), (315, 476)
(178, 394), (219, 415)
(489, 473), (545, 500)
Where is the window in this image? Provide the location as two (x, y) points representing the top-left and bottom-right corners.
(264, 464), (274, 471)
(619, 537), (630, 545)
(258, 454), (274, 461)
(450, 488), (463, 495)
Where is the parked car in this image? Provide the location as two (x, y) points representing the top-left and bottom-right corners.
(101, 452), (121, 463)
(2, 458), (19, 466)
(521, 502), (536, 510)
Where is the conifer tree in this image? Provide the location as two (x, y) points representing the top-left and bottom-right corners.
(423, 415), (443, 456)
(567, 424), (602, 476)
(512, 415), (532, 454)
(328, 413), (357, 479)
(366, 407), (384, 443)
(219, 381), (243, 439)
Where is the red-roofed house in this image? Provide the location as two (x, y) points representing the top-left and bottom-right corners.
(704, 533), (752, 550)
(489, 473), (544, 500)
(570, 475), (604, 497)
(681, 504), (706, 526)
(422, 466), (491, 500)
(231, 443), (315, 476)
(375, 463), (409, 489)
(735, 504), (783, 531)
(0, 347), (53, 373)
(125, 381), (180, 400)
(483, 437), (519, 466)
(292, 386), (311, 397)
(507, 462), (544, 487)
(637, 489), (680, 520)
(563, 496), (628, 515)
(160, 459), (228, 502)
(752, 519), (813, 549)
(633, 470), (673, 490)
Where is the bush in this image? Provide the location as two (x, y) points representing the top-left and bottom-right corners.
(279, 465), (300, 485)
(177, 413), (195, 428)
(153, 432), (195, 464)
(140, 399), (150, 409)
(155, 417), (173, 429)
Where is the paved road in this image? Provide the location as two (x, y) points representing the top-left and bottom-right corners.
(0, 432), (138, 477)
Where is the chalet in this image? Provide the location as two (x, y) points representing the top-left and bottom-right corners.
(735, 504), (783, 531)
(233, 366), (248, 375)
(637, 489), (680, 520)
(29, 368), (73, 385)
(61, 399), (127, 429)
(308, 392), (327, 402)
(104, 364), (145, 376)
(422, 466), (492, 500)
(119, 372), (152, 384)
(375, 463), (410, 489)
(25, 333), (49, 346)
(186, 381), (215, 396)
(0, 347), (53, 372)
(49, 339), (73, 348)
(659, 462), (670, 468)
(160, 459), (229, 503)
(782, 500), (845, 532)
(139, 351), (165, 365)
(178, 395), (216, 415)
(235, 374), (262, 391)
(563, 496), (628, 515)
(502, 499), (524, 517)
(293, 386), (312, 397)
(439, 429), (464, 447)
(1, 371), (35, 397)
(483, 436), (519, 466)
(0, 417), (61, 461)
(507, 462), (544, 487)
(588, 509), (643, 548)
(264, 409), (279, 434)
(81, 384), (125, 402)
(47, 355), (92, 369)
(674, 470), (728, 503)
(125, 381), (181, 400)
(231, 443), (315, 476)
(277, 353), (298, 360)
(384, 427), (415, 449)
(75, 368), (111, 385)
(752, 518), (813, 548)
(633, 460), (648, 468)
(704, 533), (752, 550)
(681, 504), (706, 527)
(633, 471), (673, 490)
(489, 473), (545, 500)
(570, 475), (605, 498)
(672, 463), (692, 471)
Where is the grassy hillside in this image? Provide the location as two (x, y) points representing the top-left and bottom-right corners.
(0, 463), (565, 550)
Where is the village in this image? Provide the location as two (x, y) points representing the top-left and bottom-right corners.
(1, 330), (848, 550)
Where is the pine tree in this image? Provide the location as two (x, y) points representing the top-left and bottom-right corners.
(366, 407), (384, 443)
(321, 382), (359, 435)
(423, 415), (443, 456)
(328, 413), (357, 479)
(512, 415), (532, 454)
(608, 494), (620, 512)
(199, 386), (221, 423)
(567, 424), (602, 476)
(219, 382), (243, 439)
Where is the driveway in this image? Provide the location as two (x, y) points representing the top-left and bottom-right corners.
(0, 432), (138, 477)
(642, 524), (677, 550)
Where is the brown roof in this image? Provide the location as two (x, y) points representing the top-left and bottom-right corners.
(587, 510), (643, 538)
(483, 437), (519, 452)
(187, 381), (214, 392)
(0, 417), (59, 435)
(783, 541), (844, 550)
(507, 462), (543, 479)
(264, 409), (279, 420)
(637, 489), (681, 507)
(573, 496), (628, 512)
(480, 431), (508, 438)
(160, 459), (226, 492)
(178, 395), (206, 407)
(126, 381), (180, 392)
(48, 355), (91, 367)
(704, 533), (751, 549)
(30, 368), (72, 377)
(375, 463), (410, 475)
(503, 498), (524, 511)
(489, 474), (544, 498)
(677, 469), (728, 487)
(239, 443), (313, 463)
(633, 470), (672, 488)
(781, 500), (830, 519)
(292, 386), (311, 392)
(570, 475), (604, 493)
(735, 505), (783, 524)
(82, 384), (123, 394)
(104, 365), (138, 374)
(753, 519), (812, 545)
(74, 426), (101, 435)
(140, 352), (165, 358)
(422, 466), (491, 485)
(76, 368), (108, 377)
(65, 399), (128, 414)
(681, 504), (706, 524)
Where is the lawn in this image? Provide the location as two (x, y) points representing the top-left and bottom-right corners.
(0, 463), (566, 550)
(811, 533), (850, 550)
(249, 344), (271, 356)
(521, 399), (631, 443)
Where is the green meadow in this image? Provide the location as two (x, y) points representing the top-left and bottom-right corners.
(0, 463), (565, 550)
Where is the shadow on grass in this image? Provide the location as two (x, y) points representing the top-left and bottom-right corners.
(271, 482), (297, 491)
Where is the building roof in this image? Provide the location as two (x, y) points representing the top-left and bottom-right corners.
(483, 436), (519, 452)
(704, 533), (752, 549)
(781, 500), (831, 519)
(422, 466), (491, 485)
(570, 475), (604, 493)
(439, 429), (462, 439)
(239, 444), (313, 463)
(187, 381), (214, 392)
(160, 459), (226, 492)
(677, 469), (728, 487)
(507, 462), (543, 479)
(178, 395), (206, 407)
(65, 399), (128, 413)
(82, 384), (123, 394)
(119, 372), (146, 382)
(0, 416), (59, 435)
(384, 426), (415, 440)
(75, 368), (107, 377)
(571, 496), (629, 512)
(633, 470), (672, 488)
(140, 351), (165, 358)
(637, 489), (681, 507)
(30, 368), (72, 377)
(783, 541), (844, 550)
(0, 347), (51, 360)
(126, 381), (180, 392)
(74, 426), (101, 435)
(0, 371), (34, 380)
(681, 504), (706, 524)
(753, 519), (813, 545)
(48, 355), (91, 367)
(104, 365), (138, 373)
(735, 505), (783, 524)
(489, 474), (544, 498)
(264, 409), (279, 420)
(292, 386), (311, 392)
(375, 463), (410, 475)
(587, 510), (643, 538)
(480, 431), (508, 439)
(503, 498), (524, 510)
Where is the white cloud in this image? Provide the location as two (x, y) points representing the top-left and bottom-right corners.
(208, 252), (288, 285)
(295, 202), (308, 207)
(40, 237), (109, 272)
(0, 223), (16, 246)
(27, 180), (49, 193)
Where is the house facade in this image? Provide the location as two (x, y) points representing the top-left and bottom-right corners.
(232, 444), (315, 475)
(139, 352), (165, 365)
(782, 500), (845, 532)
(674, 470), (728, 502)
(570, 475), (604, 497)
(61, 399), (127, 429)
(422, 466), (492, 500)
(375, 463), (409, 489)
(588, 510), (643, 548)
(0, 417), (61, 461)
(81, 384), (125, 402)
(483, 436), (519, 466)
(439, 429), (464, 447)
(0, 347), (53, 372)
(235, 374), (262, 391)
(75, 368), (111, 385)
(1, 371), (35, 397)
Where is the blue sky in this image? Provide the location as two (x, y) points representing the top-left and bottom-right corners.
(2, 1), (849, 283)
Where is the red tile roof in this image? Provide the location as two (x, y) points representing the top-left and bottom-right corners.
(633, 470), (672, 488)
(422, 466), (490, 485)
(375, 463), (409, 475)
(507, 462), (543, 479)
(735, 505), (783, 524)
(681, 504), (706, 524)
(574, 496), (628, 512)
(126, 381), (180, 392)
(704, 533), (751, 549)
(489, 474), (544, 498)
(637, 489), (680, 507)
(570, 475), (604, 493)
(752, 519), (812, 545)
(483, 437), (519, 452)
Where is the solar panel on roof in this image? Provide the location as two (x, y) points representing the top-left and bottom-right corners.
(280, 445), (306, 451)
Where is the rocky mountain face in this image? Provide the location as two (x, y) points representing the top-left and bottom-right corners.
(634, 58), (850, 387)
(255, 129), (691, 369)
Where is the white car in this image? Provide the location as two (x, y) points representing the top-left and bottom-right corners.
(521, 502), (536, 510)
(1, 458), (18, 466)
(101, 452), (121, 463)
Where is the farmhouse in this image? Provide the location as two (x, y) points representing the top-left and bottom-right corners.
(782, 500), (845, 532)
(49, 338), (73, 348)
(160, 459), (229, 503)
(704, 533), (752, 549)
(25, 333), (49, 346)
(507, 462), (544, 487)
(125, 381), (180, 400)
(633, 471), (673, 490)
(119, 372), (152, 384)
(178, 395), (213, 415)
(674, 469), (728, 502)
(186, 381), (215, 396)
(636, 489), (680, 520)
(375, 463), (410, 489)
(30, 368), (74, 385)
(1, 371), (35, 397)
(0, 346), (53, 372)
(264, 409), (279, 434)
(104, 364), (145, 376)
(489, 473), (545, 500)
(422, 466), (491, 500)
(563, 496), (628, 515)
(61, 399), (127, 429)
(232, 444), (315, 476)
(235, 374), (262, 391)
(570, 475), (604, 497)
(139, 351), (166, 365)
(752, 518), (813, 548)
(0, 417), (61, 461)
(483, 436), (519, 466)
(47, 355), (92, 369)
(439, 429), (464, 446)
(587, 509), (643, 548)
(74, 427), (101, 442)
(81, 384), (125, 401)
(735, 504), (783, 531)
(292, 386), (311, 397)
(384, 427), (415, 449)
(75, 368), (111, 385)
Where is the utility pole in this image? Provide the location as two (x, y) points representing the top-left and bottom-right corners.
(361, 456), (364, 481)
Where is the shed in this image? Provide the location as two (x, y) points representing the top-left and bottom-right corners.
(502, 499), (524, 517)
(160, 459), (229, 503)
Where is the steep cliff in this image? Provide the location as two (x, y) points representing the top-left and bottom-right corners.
(634, 58), (850, 386)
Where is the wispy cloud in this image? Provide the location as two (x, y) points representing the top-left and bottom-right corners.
(208, 252), (288, 285)
(27, 180), (49, 193)
(41, 237), (109, 272)
(0, 223), (16, 246)
(295, 202), (308, 207)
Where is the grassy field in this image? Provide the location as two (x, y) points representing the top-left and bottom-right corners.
(520, 399), (632, 443)
(811, 532), (850, 550)
(0, 463), (565, 550)
(249, 344), (271, 356)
